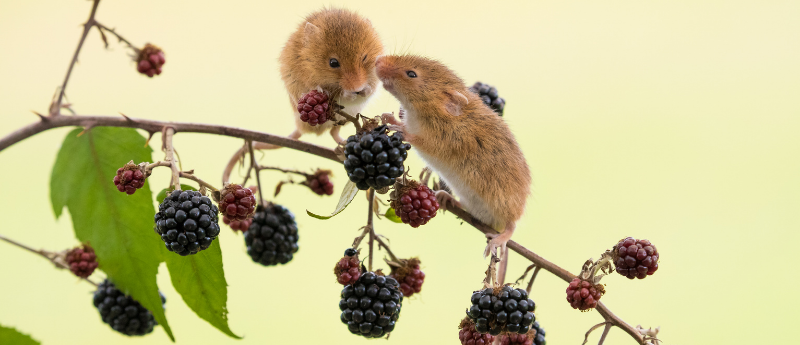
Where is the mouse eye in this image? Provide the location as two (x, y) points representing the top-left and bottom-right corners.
(329, 58), (340, 68)
(406, 71), (417, 78)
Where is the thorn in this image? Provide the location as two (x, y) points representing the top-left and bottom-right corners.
(77, 125), (94, 137)
(144, 131), (155, 147)
(31, 111), (48, 121)
(119, 112), (131, 121)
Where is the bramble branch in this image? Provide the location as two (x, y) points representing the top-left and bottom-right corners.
(94, 22), (140, 53)
(0, 234), (98, 287)
(53, 0), (101, 115)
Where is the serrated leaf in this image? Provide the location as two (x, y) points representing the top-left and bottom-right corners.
(50, 127), (174, 341)
(384, 207), (403, 223)
(165, 240), (240, 339)
(0, 325), (39, 345)
(307, 181), (359, 219)
(156, 184), (197, 203)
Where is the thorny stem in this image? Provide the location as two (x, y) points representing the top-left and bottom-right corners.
(0, 234), (98, 287)
(248, 141), (265, 206)
(367, 188), (375, 272)
(54, 0), (101, 115)
(335, 110), (361, 132)
(257, 165), (310, 178)
(94, 22), (140, 53)
(163, 128), (180, 189)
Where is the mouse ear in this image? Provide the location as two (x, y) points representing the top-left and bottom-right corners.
(444, 90), (469, 116)
(304, 22), (321, 44)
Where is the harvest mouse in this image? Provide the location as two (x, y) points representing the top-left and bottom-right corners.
(376, 55), (531, 279)
(277, 7), (384, 145)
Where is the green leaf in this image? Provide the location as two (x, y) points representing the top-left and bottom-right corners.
(156, 184), (197, 203)
(0, 325), (39, 345)
(50, 127), (174, 341)
(165, 240), (240, 339)
(384, 207), (403, 223)
(307, 181), (359, 219)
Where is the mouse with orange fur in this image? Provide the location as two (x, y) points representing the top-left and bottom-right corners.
(376, 55), (531, 266)
(277, 8), (384, 145)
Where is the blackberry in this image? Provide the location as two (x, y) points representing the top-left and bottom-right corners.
(469, 82), (506, 116)
(339, 272), (403, 338)
(334, 248), (362, 285)
(388, 258), (425, 298)
(219, 184), (257, 222)
(304, 169), (334, 196)
(613, 237), (659, 279)
(297, 90), (332, 126)
(93, 279), (163, 336)
(343, 125), (410, 190)
(565, 278), (604, 311)
(531, 321), (546, 345)
(244, 203), (298, 266)
(458, 317), (495, 345)
(390, 180), (439, 228)
(223, 217), (252, 232)
(136, 43), (165, 78)
(113, 162), (146, 195)
(66, 244), (98, 278)
(498, 332), (534, 345)
(466, 286), (536, 336)
(154, 189), (220, 256)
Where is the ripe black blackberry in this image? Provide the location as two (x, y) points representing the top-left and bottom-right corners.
(469, 82), (506, 116)
(339, 272), (403, 338)
(466, 286), (536, 336)
(343, 125), (410, 190)
(244, 203), (299, 266)
(154, 189), (220, 256)
(93, 279), (163, 336)
(531, 321), (546, 345)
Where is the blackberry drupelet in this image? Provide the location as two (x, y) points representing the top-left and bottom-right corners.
(340, 272), (403, 338)
(244, 203), (299, 266)
(466, 286), (536, 336)
(154, 189), (220, 256)
(469, 82), (506, 116)
(93, 279), (163, 336)
(613, 237), (659, 279)
(343, 125), (410, 190)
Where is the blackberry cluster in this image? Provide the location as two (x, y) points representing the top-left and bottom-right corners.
(458, 317), (495, 345)
(335, 248), (362, 285)
(219, 184), (257, 222)
(613, 237), (659, 279)
(154, 190), (220, 256)
(565, 278), (604, 311)
(66, 244), (98, 278)
(343, 125), (410, 190)
(391, 183), (439, 228)
(113, 163), (145, 195)
(469, 82), (506, 116)
(297, 90), (332, 126)
(388, 258), (425, 298)
(305, 170), (334, 196)
(244, 203), (299, 266)
(467, 287), (536, 336)
(531, 321), (546, 345)
(136, 44), (165, 78)
(340, 272), (403, 338)
(93, 279), (163, 336)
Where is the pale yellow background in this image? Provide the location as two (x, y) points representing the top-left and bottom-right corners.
(1, 0), (798, 344)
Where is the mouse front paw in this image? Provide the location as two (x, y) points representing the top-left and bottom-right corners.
(381, 112), (401, 126)
(435, 190), (461, 210)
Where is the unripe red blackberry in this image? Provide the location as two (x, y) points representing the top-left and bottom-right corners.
(498, 331), (535, 345)
(469, 82), (506, 116)
(93, 279), (164, 336)
(297, 90), (332, 126)
(467, 286), (536, 336)
(224, 186), (258, 232)
(154, 190), (220, 256)
(113, 161), (146, 195)
(136, 43), (165, 78)
(458, 317), (495, 345)
(218, 184), (257, 222)
(66, 244), (98, 278)
(334, 248), (362, 285)
(613, 237), (659, 279)
(388, 258), (425, 297)
(340, 272), (403, 338)
(304, 169), (334, 196)
(390, 180), (439, 228)
(244, 203), (298, 266)
(565, 278), (604, 311)
(343, 125), (410, 190)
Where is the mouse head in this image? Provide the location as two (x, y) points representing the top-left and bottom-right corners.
(376, 55), (470, 117)
(301, 9), (384, 102)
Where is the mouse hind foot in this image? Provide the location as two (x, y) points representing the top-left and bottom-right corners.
(483, 222), (516, 258)
(435, 190), (461, 210)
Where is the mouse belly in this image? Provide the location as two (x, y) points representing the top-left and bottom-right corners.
(415, 151), (501, 229)
(337, 93), (375, 116)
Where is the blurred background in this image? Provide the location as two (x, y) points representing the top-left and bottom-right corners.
(1, 0), (799, 344)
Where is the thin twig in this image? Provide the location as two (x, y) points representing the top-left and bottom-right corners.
(526, 266), (542, 294)
(373, 235), (399, 263)
(0, 234), (98, 287)
(583, 322), (612, 345)
(256, 165), (310, 177)
(351, 226), (371, 249)
(335, 110), (361, 131)
(94, 22), (140, 53)
(179, 171), (218, 191)
(53, 0), (101, 115)
(598, 323), (612, 345)
(367, 188), (375, 272)
(163, 128), (180, 189)
(247, 141), (265, 206)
